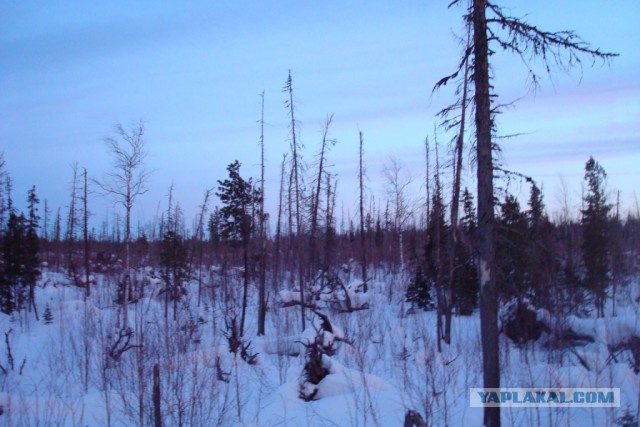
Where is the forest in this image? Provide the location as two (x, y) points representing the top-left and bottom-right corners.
(1, 1), (639, 427)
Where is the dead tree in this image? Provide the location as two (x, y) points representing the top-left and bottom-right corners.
(436, 2), (617, 425)
(424, 138), (430, 238)
(42, 199), (49, 264)
(66, 162), (79, 278)
(273, 154), (288, 290)
(258, 91), (267, 336)
(192, 189), (212, 307)
(383, 158), (413, 272)
(323, 174), (337, 271)
(284, 70), (306, 331)
(309, 114), (336, 276)
(358, 131), (368, 292)
(433, 138), (444, 353)
(442, 25), (472, 345)
(82, 168), (91, 299)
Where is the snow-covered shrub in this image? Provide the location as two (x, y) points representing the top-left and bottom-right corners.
(299, 310), (346, 400)
(299, 335), (330, 401)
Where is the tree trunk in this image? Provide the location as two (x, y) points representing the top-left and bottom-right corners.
(258, 91), (267, 336)
(153, 363), (162, 427)
(195, 190), (211, 307)
(124, 198), (131, 328)
(425, 138), (430, 237)
(273, 154), (287, 291)
(434, 140), (443, 352)
(310, 115), (333, 277)
(285, 70), (305, 331)
(324, 175), (336, 270)
(240, 226), (250, 337)
(83, 168), (91, 299)
(66, 163), (78, 278)
(445, 28), (471, 344)
(473, 0), (500, 425)
(359, 131), (368, 292)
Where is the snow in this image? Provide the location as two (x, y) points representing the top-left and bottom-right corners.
(279, 289), (301, 304)
(0, 269), (638, 426)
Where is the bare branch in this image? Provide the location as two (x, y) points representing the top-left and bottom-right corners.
(485, 1), (618, 82)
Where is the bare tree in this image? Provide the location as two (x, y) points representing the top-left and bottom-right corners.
(424, 138), (430, 235)
(358, 131), (368, 292)
(66, 162), (79, 278)
(433, 138), (445, 353)
(324, 173), (338, 271)
(284, 70), (306, 331)
(193, 189), (212, 307)
(95, 120), (150, 327)
(383, 158), (414, 271)
(309, 114), (336, 275)
(82, 168), (91, 299)
(42, 199), (50, 266)
(440, 24), (472, 345)
(273, 154), (288, 290)
(258, 91), (268, 336)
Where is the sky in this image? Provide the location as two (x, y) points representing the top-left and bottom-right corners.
(1, 0), (639, 234)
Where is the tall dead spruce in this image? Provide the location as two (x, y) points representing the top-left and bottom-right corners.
(284, 70), (306, 331)
(436, 2), (616, 425)
(257, 91), (268, 336)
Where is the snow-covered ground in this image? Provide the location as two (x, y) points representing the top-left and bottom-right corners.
(0, 267), (638, 426)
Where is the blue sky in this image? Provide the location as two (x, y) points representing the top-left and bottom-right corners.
(1, 1), (639, 232)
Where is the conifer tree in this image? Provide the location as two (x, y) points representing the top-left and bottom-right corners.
(527, 183), (556, 308)
(1, 212), (25, 313)
(159, 186), (187, 320)
(25, 186), (41, 318)
(454, 188), (478, 315)
(581, 156), (611, 317)
(405, 262), (434, 311)
(424, 179), (448, 348)
(43, 303), (53, 324)
(217, 160), (260, 337)
(496, 194), (530, 300)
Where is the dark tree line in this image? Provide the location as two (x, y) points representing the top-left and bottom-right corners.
(1, 149), (634, 331)
(0, 181), (41, 316)
(406, 156), (633, 319)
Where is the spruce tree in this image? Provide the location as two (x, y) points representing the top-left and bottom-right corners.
(216, 160), (260, 337)
(25, 186), (41, 317)
(581, 156), (611, 317)
(159, 202), (187, 320)
(43, 303), (53, 324)
(1, 212), (26, 313)
(496, 194), (530, 300)
(454, 188), (478, 315)
(526, 184), (557, 308)
(405, 262), (434, 311)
